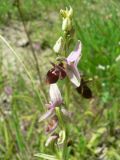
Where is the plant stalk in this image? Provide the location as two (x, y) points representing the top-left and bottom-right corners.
(15, 0), (48, 102)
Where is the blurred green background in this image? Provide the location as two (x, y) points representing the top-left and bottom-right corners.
(0, 0), (120, 159)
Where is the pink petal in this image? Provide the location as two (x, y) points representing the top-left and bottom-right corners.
(66, 64), (80, 87)
(49, 84), (63, 106)
(67, 40), (82, 65)
(45, 102), (55, 109)
(39, 108), (55, 122)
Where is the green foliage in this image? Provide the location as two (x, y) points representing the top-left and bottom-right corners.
(0, 0), (120, 159)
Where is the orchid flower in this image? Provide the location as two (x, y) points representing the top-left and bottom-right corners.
(39, 84), (63, 122)
(66, 40), (82, 87)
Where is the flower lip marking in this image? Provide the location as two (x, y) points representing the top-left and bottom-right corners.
(46, 62), (66, 84)
(46, 68), (59, 84)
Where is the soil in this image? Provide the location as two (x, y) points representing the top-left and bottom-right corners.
(0, 20), (54, 83)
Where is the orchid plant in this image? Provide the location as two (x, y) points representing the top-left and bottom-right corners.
(37, 7), (92, 160)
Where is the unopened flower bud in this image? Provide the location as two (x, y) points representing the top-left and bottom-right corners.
(60, 6), (73, 19)
(62, 18), (72, 31)
(57, 130), (66, 144)
(68, 6), (73, 18)
(60, 9), (66, 18)
(53, 37), (63, 53)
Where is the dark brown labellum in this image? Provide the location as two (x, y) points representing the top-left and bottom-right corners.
(76, 79), (92, 99)
(46, 63), (66, 84)
(46, 68), (59, 84)
(67, 139), (73, 147)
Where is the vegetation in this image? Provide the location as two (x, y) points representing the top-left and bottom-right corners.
(0, 0), (120, 159)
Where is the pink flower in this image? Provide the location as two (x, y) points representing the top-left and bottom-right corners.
(39, 84), (63, 122)
(39, 83), (71, 136)
(66, 40), (82, 87)
(46, 40), (82, 87)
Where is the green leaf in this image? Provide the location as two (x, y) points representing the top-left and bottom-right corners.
(87, 127), (107, 149)
(34, 153), (58, 160)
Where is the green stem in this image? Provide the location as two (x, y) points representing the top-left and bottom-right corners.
(55, 107), (65, 129)
(62, 32), (71, 160)
(64, 32), (70, 107)
(15, 0), (48, 102)
(55, 107), (67, 160)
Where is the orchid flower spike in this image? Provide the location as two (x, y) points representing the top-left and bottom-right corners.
(39, 84), (63, 122)
(66, 40), (82, 87)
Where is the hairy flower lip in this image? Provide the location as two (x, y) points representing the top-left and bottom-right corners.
(46, 62), (66, 84)
(76, 78), (92, 99)
(46, 68), (59, 84)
